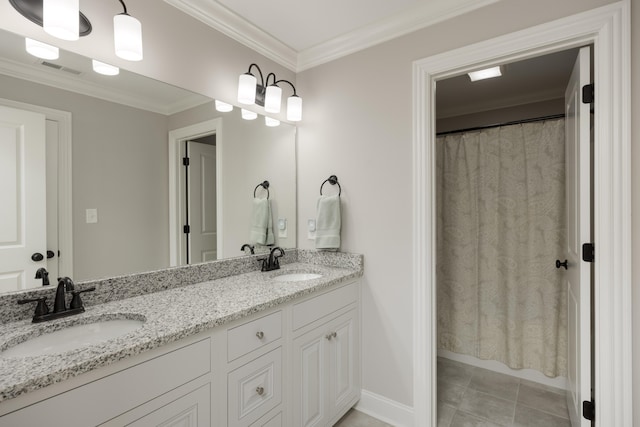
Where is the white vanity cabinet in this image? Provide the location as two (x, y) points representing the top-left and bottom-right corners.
(291, 282), (361, 427)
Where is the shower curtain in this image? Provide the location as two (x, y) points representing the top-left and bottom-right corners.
(436, 118), (567, 378)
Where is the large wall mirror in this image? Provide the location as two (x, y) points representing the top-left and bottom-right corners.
(0, 28), (296, 290)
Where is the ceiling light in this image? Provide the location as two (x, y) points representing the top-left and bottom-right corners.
(215, 100), (233, 112)
(43, 0), (79, 40)
(25, 38), (59, 60)
(114, 1), (143, 61)
(241, 109), (257, 120)
(92, 60), (119, 76)
(237, 63), (302, 121)
(265, 117), (280, 127)
(468, 66), (502, 82)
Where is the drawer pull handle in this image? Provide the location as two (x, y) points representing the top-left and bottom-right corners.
(256, 331), (264, 340)
(256, 386), (265, 396)
(325, 331), (337, 340)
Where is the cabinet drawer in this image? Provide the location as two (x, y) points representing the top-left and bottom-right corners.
(228, 311), (282, 362)
(292, 282), (358, 330)
(125, 383), (210, 427)
(228, 347), (282, 427)
(250, 411), (282, 427)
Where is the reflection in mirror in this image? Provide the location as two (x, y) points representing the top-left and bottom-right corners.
(0, 28), (296, 291)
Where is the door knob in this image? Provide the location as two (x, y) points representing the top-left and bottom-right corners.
(31, 252), (44, 262)
(556, 259), (568, 270)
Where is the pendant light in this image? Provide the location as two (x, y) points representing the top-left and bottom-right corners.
(92, 60), (120, 76)
(114, 0), (143, 61)
(215, 100), (233, 112)
(25, 38), (59, 60)
(265, 116), (280, 127)
(43, 0), (79, 41)
(241, 109), (258, 120)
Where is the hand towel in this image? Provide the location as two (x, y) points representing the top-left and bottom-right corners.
(249, 198), (275, 245)
(315, 194), (341, 250)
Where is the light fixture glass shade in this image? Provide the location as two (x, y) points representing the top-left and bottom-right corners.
(114, 13), (143, 61)
(238, 73), (257, 104)
(264, 85), (282, 113)
(92, 60), (119, 76)
(241, 109), (257, 120)
(43, 0), (79, 41)
(287, 95), (302, 122)
(25, 38), (59, 60)
(468, 66), (502, 82)
(215, 100), (233, 112)
(265, 117), (280, 127)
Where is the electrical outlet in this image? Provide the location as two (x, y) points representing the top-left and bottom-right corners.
(86, 208), (98, 224)
(307, 219), (316, 240)
(278, 218), (287, 238)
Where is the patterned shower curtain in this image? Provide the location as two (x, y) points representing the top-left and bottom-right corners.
(436, 118), (567, 378)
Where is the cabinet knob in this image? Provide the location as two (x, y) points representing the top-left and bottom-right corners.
(325, 331), (337, 340)
(256, 331), (264, 340)
(256, 386), (265, 396)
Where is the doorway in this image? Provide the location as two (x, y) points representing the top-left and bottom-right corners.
(412, 4), (631, 426)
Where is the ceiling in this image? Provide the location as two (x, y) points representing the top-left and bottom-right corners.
(164, 0), (500, 71)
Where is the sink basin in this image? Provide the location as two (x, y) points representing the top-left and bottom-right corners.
(1, 319), (144, 358)
(273, 273), (323, 282)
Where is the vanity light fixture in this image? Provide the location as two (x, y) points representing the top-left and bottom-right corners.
(265, 116), (280, 127)
(113, 0), (143, 61)
(241, 109), (258, 120)
(215, 100), (233, 112)
(43, 0), (79, 40)
(468, 66), (502, 82)
(92, 60), (119, 76)
(25, 38), (59, 60)
(237, 63), (302, 122)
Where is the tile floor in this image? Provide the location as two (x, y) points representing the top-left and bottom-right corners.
(438, 357), (571, 427)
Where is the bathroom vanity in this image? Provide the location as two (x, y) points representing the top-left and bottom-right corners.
(0, 251), (362, 427)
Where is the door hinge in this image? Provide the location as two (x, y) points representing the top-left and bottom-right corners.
(183, 225), (190, 234)
(582, 243), (595, 262)
(582, 84), (594, 104)
(182, 157), (190, 166)
(583, 400), (595, 421)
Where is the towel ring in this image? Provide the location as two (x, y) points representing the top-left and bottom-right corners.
(254, 181), (270, 199)
(320, 175), (341, 196)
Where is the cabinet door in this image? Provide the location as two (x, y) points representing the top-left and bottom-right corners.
(328, 311), (359, 419)
(293, 329), (327, 427)
(126, 384), (210, 427)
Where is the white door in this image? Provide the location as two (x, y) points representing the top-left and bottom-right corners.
(293, 329), (327, 427)
(564, 46), (592, 427)
(0, 106), (47, 292)
(187, 140), (217, 263)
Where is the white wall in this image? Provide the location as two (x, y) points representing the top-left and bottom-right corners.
(295, 0), (619, 409)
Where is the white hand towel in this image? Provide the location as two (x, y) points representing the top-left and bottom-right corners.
(315, 194), (341, 250)
(249, 198), (274, 245)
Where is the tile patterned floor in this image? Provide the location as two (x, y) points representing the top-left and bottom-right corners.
(437, 357), (572, 427)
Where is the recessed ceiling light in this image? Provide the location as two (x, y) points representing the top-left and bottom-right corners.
(92, 59), (119, 76)
(468, 66), (502, 82)
(25, 38), (59, 60)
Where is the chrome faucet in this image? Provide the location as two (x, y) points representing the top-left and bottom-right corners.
(258, 247), (285, 272)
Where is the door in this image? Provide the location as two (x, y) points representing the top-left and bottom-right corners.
(0, 105), (46, 292)
(293, 329), (326, 427)
(187, 140), (217, 263)
(564, 46), (591, 427)
(328, 311), (359, 420)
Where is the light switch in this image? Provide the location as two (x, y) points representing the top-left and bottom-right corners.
(307, 219), (316, 240)
(86, 208), (98, 224)
(278, 218), (287, 238)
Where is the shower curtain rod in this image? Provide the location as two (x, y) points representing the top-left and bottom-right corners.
(436, 113), (566, 137)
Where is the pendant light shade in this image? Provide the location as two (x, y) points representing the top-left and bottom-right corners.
(264, 85), (282, 113)
(25, 38), (59, 60)
(241, 109), (258, 120)
(265, 116), (280, 127)
(287, 95), (302, 122)
(92, 60), (119, 76)
(114, 13), (143, 61)
(215, 100), (233, 112)
(43, 0), (79, 41)
(238, 73), (257, 105)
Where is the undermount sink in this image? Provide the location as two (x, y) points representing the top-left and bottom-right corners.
(0, 319), (145, 358)
(273, 273), (323, 282)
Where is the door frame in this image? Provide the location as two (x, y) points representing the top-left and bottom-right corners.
(168, 118), (222, 266)
(412, 2), (631, 426)
(0, 97), (73, 278)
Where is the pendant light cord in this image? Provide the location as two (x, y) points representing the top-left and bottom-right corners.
(118, 0), (128, 15)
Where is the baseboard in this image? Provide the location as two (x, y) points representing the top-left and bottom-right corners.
(438, 349), (568, 390)
(355, 389), (414, 427)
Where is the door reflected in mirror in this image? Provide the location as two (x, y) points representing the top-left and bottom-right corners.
(0, 28), (296, 289)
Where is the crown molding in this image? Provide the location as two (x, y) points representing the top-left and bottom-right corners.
(165, 0), (499, 72)
(0, 57), (207, 115)
(297, 0), (500, 71)
(163, 0), (298, 71)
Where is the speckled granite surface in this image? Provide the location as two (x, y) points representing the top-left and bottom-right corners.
(0, 252), (363, 403)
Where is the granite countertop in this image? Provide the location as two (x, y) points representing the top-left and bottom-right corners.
(0, 262), (362, 403)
